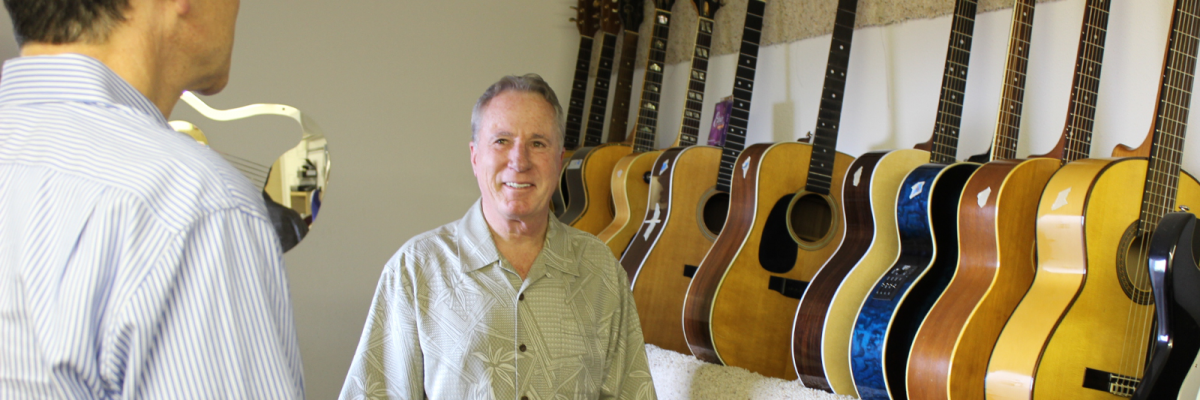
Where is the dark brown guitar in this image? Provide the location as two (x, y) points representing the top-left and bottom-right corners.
(553, 0), (604, 217)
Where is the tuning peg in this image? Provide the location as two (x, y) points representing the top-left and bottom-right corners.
(570, 17), (578, 22)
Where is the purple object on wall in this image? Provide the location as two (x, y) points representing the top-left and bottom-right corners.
(707, 96), (734, 147)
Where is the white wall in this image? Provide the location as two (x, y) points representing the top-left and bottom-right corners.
(0, 0), (1196, 399)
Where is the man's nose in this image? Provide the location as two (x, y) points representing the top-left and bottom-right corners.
(508, 143), (532, 169)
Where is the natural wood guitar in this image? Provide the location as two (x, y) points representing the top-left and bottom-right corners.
(986, 0), (1200, 397)
(558, 0), (633, 234)
(847, 1), (982, 398)
(597, 0), (677, 257)
(616, 0), (734, 355)
(683, 0), (859, 380)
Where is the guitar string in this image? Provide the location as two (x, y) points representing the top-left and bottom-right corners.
(1122, 0), (1197, 382)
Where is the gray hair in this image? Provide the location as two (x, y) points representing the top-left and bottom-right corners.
(471, 74), (565, 147)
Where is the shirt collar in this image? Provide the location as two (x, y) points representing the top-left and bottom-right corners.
(0, 54), (169, 129)
(456, 200), (578, 277)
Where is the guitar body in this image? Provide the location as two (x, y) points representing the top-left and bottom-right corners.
(1034, 160), (1199, 399)
(850, 162), (979, 400)
(794, 148), (929, 396)
(598, 149), (664, 256)
(985, 158), (1200, 399)
(558, 143), (633, 234)
(684, 141), (853, 379)
(622, 145), (721, 354)
(552, 149), (579, 217)
(1136, 212), (1200, 399)
(905, 157), (1058, 400)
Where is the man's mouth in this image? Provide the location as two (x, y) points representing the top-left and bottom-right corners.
(504, 182), (532, 188)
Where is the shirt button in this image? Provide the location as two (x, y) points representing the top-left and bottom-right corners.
(519, 293), (525, 301)
(519, 344), (527, 352)
(521, 397), (529, 400)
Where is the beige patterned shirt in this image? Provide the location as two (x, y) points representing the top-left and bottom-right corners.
(340, 201), (656, 400)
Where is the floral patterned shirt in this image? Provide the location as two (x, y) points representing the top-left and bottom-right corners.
(340, 200), (656, 400)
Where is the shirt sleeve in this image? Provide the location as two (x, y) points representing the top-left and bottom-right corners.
(601, 260), (657, 400)
(340, 254), (425, 400)
(118, 208), (304, 399)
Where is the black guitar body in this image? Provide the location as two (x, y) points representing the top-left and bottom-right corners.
(1135, 211), (1200, 399)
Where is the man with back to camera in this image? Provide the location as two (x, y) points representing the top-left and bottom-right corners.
(0, 0), (305, 398)
(340, 74), (657, 399)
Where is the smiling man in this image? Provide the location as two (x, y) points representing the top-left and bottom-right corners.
(340, 74), (656, 399)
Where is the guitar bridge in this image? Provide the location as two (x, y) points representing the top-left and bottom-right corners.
(1082, 367), (1139, 397)
(768, 276), (807, 299)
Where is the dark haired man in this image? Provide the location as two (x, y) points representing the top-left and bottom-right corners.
(340, 75), (656, 399)
(0, 0), (304, 398)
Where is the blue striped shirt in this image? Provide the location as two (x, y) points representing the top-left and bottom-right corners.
(0, 54), (304, 399)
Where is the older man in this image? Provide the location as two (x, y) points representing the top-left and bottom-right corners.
(0, 0), (304, 398)
(341, 75), (656, 399)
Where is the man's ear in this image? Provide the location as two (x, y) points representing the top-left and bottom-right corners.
(469, 141), (478, 175)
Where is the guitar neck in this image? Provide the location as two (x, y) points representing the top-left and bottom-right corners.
(1055, 0), (1111, 163)
(805, 0), (858, 195)
(565, 35), (595, 150)
(715, 0), (765, 194)
(676, 15), (715, 147)
(584, 33), (618, 147)
(632, 8), (674, 153)
(609, 30), (640, 144)
(988, 0), (1037, 162)
(1139, 0), (1199, 234)
(926, 0), (980, 165)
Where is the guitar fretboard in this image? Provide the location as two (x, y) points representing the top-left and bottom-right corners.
(715, 0), (765, 193)
(1059, 0), (1111, 163)
(989, 0), (1036, 161)
(564, 35), (594, 150)
(927, 0), (979, 165)
(1139, 0), (1199, 234)
(677, 15), (715, 147)
(584, 33), (618, 147)
(609, 30), (640, 144)
(632, 9), (673, 153)
(805, 0), (858, 195)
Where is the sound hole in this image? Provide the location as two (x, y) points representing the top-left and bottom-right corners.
(1116, 223), (1154, 305)
(788, 192), (834, 244)
(759, 194), (799, 274)
(700, 191), (729, 237)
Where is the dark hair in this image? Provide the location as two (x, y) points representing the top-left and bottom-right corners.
(471, 74), (564, 146)
(4, 0), (130, 45)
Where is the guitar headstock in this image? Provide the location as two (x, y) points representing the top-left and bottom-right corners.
(655, 0), (677, 11)
(619, 0), (645, 31)
(598, 0), (622, 34)
(573, 0), (601, 36)
(692, 0), (721, 19)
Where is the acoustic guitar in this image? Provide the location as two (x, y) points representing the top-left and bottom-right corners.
(683, 0), (858, 380)
(848, 0), (982, 398)
(1135, 212), (1200, 399)
(558, 0), (636, 234)
(985, 0), (1200, 397)
(607, 0), (643, 146)
(597, 0), (677, 257)
(551, 0), (601, 217)
(617, 0), (724, 355)
(903, 1), (1079, 399)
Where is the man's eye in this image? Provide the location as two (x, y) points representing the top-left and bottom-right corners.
(494, 139), (508, 145)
